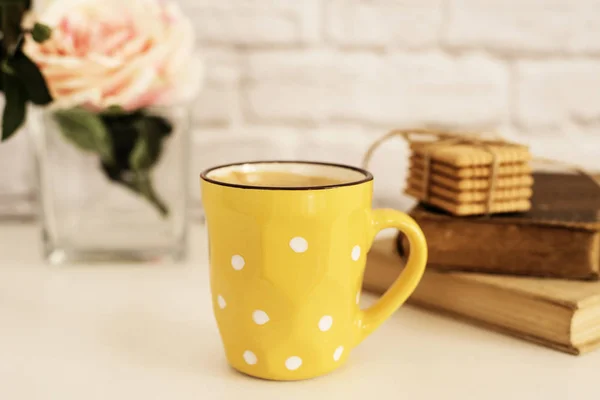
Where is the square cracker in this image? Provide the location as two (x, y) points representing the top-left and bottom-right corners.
(406, 182), (533, 203)
(409, 167), (534, 191)
(410, 141), (531, 168)
(405, 187), (532, 215)
(410, 155), (532, 179)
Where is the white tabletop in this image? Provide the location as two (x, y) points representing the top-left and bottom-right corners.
(1, 222), (598, 400)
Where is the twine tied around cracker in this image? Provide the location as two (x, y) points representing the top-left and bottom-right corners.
(361, 128), (527, 214)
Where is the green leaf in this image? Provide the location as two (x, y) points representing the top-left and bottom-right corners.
(31, 23), (52, 43)
(96, 113), (172, 217)
(1, 73), (28, 141)
(101, 105), (126, 115)
(131, 171), (168, 217)
(129, 133), (154, 171)
(10, 51), (52, 105)
(54, 107), (114, 164)
(1, 4), (26, 56)
(124, 115), (173, 216)
(141, 115), (173, 137)
(129, 117), (169, 170)
(100, 163), (169, 217)
(1, 60), (15, 75)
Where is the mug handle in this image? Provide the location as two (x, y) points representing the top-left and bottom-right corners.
(355, 209), (428, 344)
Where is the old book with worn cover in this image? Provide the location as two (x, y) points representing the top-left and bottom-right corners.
(400, 172), (600, 280)
(364, 237), (600, 355)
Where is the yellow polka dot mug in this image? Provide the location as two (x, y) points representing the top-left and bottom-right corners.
(200, 161), (427, 381)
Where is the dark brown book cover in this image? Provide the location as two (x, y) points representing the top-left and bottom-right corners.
(400, 172), (600, 280)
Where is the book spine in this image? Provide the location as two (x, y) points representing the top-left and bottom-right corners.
(402, 219), (599, 280)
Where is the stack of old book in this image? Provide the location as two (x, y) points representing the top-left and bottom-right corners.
(362, 132), (600, 355)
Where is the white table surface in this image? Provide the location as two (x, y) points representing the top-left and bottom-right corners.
(1, 222), (598, 400)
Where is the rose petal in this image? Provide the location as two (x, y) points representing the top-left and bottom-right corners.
(124, 87), (165, 110)
(95, 30), (132, 56)
(48, 87), (103, 111)
(86, 53), (122, 68)
(101, 68), (157, 110)
(112, 34), (150, 61)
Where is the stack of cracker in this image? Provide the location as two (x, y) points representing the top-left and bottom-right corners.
(404, 138), (533, 216)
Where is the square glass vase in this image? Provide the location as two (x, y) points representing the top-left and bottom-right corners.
(29, 104), (191, 265)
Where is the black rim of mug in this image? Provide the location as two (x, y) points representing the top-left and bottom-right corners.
(200, 160), (374, 191)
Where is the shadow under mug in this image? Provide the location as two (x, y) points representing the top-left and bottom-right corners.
(200, 161), (428, 381)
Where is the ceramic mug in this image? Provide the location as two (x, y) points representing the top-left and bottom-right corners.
(200, 161), (427, 381)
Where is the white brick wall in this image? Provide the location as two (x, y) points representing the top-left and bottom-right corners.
(444, 0), (600, 54)
(2, 0), (600, 217)
(326, 0), (444, 49)
(516, 60), (600, 129)
(244, 51), (508, 127)
(186, 0), (321, 46)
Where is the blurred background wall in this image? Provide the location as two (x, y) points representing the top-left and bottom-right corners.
(2, 0), (600, 215)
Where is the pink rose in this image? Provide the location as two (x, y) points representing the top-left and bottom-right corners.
(24, 0), (203, 111)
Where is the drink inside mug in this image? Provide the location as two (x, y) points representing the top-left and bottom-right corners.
(203, 161), (371, 189)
